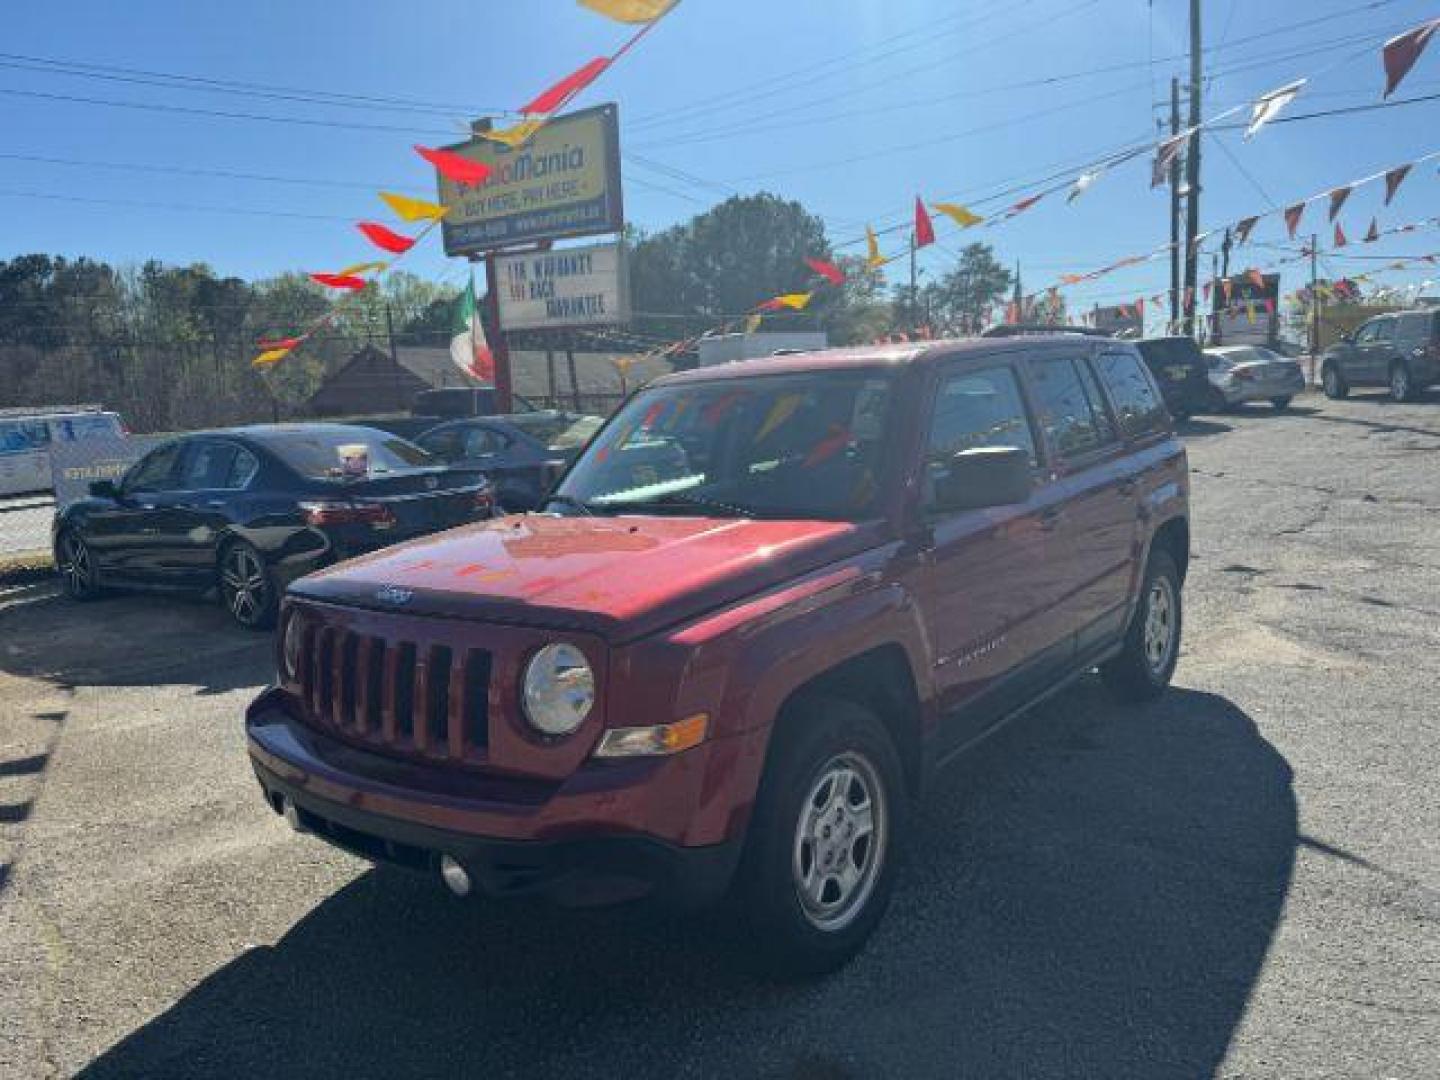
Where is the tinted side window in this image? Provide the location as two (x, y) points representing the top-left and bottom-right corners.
(463, 427), (505, 456)
(126, 443), (182, 493)
(417, 428), (463, 461)
(924, 367), (1036, 507)
(1354, 321), (1379, 344)
(227, 448), (259, 489)
(1096, 352), (1167, 436)
(178, 442), (239, 491)
(1397, 312), (1430, 340)
(1373, 319), (1396, 343)
(1027, 356), (1115, 460)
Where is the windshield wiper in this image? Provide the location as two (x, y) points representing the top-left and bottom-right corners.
(632, 492), (757, 518)
(543, 493), (596, 516)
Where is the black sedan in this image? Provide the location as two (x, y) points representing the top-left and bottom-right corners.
(52, 424), (495, 629)
(414, 410), (602, 511)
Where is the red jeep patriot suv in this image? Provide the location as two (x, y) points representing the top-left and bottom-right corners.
(246, 336), (1190, 975)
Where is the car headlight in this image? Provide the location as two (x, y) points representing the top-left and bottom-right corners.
(280, 609), (304, 683)
(521, 643), (594, 736)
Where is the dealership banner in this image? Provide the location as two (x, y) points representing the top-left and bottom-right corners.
(49, 435), (164, 507)
(495, 240), (629, 330)
(1213, 272), (1280, 346)
(438, 104), (623, 255)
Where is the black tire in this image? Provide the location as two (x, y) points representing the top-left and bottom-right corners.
(218, 539), (278, 630)
(734, 696), (905, 979)
(1322, 363), (1349, 400)
(1206, 387), (1230, 414)
(1270, 396), (1292, 411)
(1100, 548), (1182, 703)
(55, 530), (103, 600)
(1390, 361), (1416, 403)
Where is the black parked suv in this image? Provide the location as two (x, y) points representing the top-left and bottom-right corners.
(1321, 309), (1440, 402)
(1135, 337), (1212, 420)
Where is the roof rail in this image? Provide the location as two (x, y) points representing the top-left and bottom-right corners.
(0, 403), (106, 419)
(979, 324), (1113, 339)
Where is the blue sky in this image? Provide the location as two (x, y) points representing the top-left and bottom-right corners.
(3, 0), (1439, 321)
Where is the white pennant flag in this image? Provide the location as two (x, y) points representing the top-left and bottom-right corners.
(1068, 166), (1106, 203)
(1245, 79), (1306, 140)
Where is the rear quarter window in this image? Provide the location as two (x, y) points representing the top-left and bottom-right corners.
(1095, 352), (1168, 437)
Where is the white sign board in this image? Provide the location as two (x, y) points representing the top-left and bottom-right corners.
(495, 241), (628, 331)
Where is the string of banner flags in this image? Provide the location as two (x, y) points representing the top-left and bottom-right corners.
(252, 5), (1440, 371)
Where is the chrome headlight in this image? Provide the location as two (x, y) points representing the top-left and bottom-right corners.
(521, 643), (594, 736)
(279, 609), (304, 683)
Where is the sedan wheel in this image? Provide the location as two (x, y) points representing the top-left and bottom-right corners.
(1322, 365), (1348, 400)
(220, 542), (276, 630)
(57, 531), (101, 600)
(1390, 363), (1414, 402)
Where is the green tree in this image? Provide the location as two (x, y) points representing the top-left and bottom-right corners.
(919, 243), (1013, 334)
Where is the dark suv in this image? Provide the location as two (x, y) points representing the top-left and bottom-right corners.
(1321, 308), (1440, 402)
(1135, 336), (1212, 419)
(246, 336), (1190, 975)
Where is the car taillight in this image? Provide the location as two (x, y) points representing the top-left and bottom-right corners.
(298, 500), (395, 527)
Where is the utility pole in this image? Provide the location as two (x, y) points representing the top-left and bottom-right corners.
(1214, 227), (1232, 345)
(1309, 232), (1321, 367)
(1169, 76), (1182, 327)
(1182, 0), (1203, 336)
(908, 232), (918, 332)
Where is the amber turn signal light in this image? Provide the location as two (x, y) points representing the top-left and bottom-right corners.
(592, 713), (709, 759)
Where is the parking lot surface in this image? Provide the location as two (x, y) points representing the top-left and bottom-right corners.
(0, 495), (52, 559)
(1, 392), (1436, 1079)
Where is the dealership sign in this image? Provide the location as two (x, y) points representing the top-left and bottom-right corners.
(495, 241), (629, 331)
(1213, 272), (1280, 346)
(437, 104), (623, 255)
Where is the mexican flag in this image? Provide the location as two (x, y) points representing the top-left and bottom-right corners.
(450, 276), (495, 381)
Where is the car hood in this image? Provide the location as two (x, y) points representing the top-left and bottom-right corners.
(289, 513), (878, 640)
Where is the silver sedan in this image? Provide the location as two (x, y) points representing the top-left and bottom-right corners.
(1203, 345), (1307, 412)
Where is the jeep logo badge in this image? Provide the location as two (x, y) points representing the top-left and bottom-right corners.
(375, 585), (414, 605)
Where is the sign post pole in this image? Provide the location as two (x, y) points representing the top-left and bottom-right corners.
(483, 252), (514, 414)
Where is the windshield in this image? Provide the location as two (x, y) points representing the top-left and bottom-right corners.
(507, 413), (604, 451)
(552, 371), (895, 520)
(265, 429), (435, 478)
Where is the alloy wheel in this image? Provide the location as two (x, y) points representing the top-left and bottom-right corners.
(59, 533), (92, 596)
(791, 751), (887, 932)
(1143, 576), (1178, 675)
(1391, 365), (1411, 401)
(221, 546), (268, 626)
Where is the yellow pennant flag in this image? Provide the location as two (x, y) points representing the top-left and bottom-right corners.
(745, 313), (763, 334)
(931, 202), (983, 228)
(1245, 301), (1257, 325)
(865, 226), (883, 269)
(482, 118), (546, 149)
(337, 260), (389, 277)
(754, 393), (803, 443)
(578, 0), (677, 22)
(252, 347), (291, 368)
(774, 292), (813, 311)
(379, 191), (449, 222)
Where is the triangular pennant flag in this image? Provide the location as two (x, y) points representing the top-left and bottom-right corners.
(482, 118), (546, 149)
(253, 346), (293, 368)
(1246, 268), (1265, 289)
(744, 313), (762, 334)
(1245, 79), (1305, 139)
(578, 0), (676, 22)
(1365, 218), (1380, 243)
(1245, 301), (1257, 325)
(1006, 193), (1044, 218)
(1284, 202), (1305, 239)
(258, 336), (302, 352)
(522, 57), (611, 115)
(1334, 222), (1348, 248)
(357, 221), (416, 254)
(1383, 19), (1440, 97)
(415, 145), (491, 188)
(932, 202), (983, 228)
(758, 293), (814, 312)
(1263, 298), (1276, 315)
(337, 261), (389, 277)
(1383, 163), (1413, 205)
(379, 191), (449, 222)
(1221, 279), (1233, 304)
(914, 198), (935, 248)
(1201, 282), (1211, 302)
(865, 226), (884, 269)
(310, 272), (368, 290)
(1135, 297), (1146, 321)
(1328, 185), (1353, 222)
(1234, 216), (1260, 245)
(1152, 132), (1185, 188)
(1068, 167), (1104, 203)
(804, 257), (845, 286)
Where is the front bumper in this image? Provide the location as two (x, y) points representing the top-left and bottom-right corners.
(246, 693), (747, 906)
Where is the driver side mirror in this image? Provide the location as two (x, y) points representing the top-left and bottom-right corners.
(930, 446), (1032, 513)
(89, 479), (120, 499)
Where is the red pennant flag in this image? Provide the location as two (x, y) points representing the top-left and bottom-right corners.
(804, 257), (845, 286)
(1364, 218), (1380, 243)
(1135, 297), (1146, 320)
(1263, 298), (1276, 315)
(1334, 222), (1348, 248)
(522, 57), (611, 115)
(1283, 202), (1305, 239)
(1247, 268), (1265, 289)
(1221, 279), (1233, 304)
(1234, 216), (1260, 245)
(914, 197), (935, 248)
(1200, 282), (1210, 302)
(357, 221), (416, 254)
(756, 297), (786, 312)
(310, 272), (368, 290)
(1328, 186), (1352, 221)
(1008, 193), (1044, 216)
(1383, 19), (1440, 98)
(1152, 133), (1185, 188)
(258, 336), (303, 351)
(1383, 163), (1413, 205)
(415, 145), (491, 188)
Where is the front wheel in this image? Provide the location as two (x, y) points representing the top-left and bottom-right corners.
(56, 530), (103, 600)
(734, 696), (904, 978)
(219, 540), (278, 630)
(1390, 362), (1416, 402)
(1101, 548), (1182, 703)
(1322, 364), (1348, 400)
(1270, 396), (1292, 411)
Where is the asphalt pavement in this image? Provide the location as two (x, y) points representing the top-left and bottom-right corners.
(0, 391), (1436, 1078)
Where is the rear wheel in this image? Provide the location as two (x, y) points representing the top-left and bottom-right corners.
(734, 696), (904, 978)
(1101, 549), (1182, 703)
(1322, 363), (1348, 400)
(1390, 361), (1416, 402)
(219, 540), (277, 630)
(1270, 396), (1292, 411)
(1207, 387), (1230, 413)
(55, 530), (102, 600)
